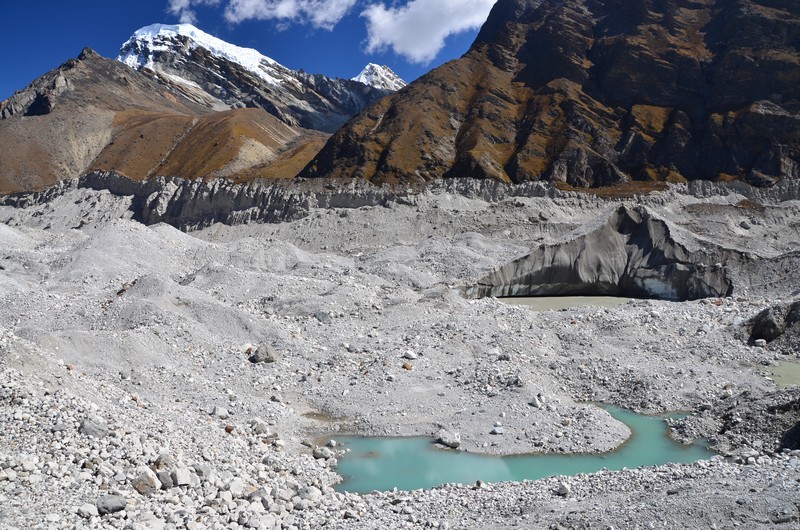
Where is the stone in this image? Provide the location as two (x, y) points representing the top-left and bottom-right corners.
(275, 488), (295, 503)
(157, 471), (174, 489)
(171, 468), (192, 487)
(299, 486), (322, 503)
(248, 486), (272, 501)
(212, 406), (229, 419)
(228, 478), (246, 498)
(313, 446), (335, 460)
(78, 503), (99, 519)
(402, 350), (418, 360)
(194, 463), (213, 481)
(132, 515), (166, 530)
(248, 345), (278, 364)
(79, 415), (109, 438)
(436, 428), (461, 449)
(250, 418), (273, 435)
(154, 452), (174, 469)
(751, 307), (786, 343)
(557, 482), (571, 496)
(132, 467), (162, 495)
(490, 427), (504, 435)
(97, 495), (127, 515)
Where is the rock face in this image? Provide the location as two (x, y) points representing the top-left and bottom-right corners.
(465, 206), (735, 301)
(302, 0), (800, 187)
(118, 24), (392, 133)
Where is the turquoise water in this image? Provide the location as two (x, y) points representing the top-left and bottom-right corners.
(334, 405), (712, 493)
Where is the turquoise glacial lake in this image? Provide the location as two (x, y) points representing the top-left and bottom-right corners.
(334, 405), (713, 493)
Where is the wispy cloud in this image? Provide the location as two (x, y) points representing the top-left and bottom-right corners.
(168, 0), (222, 24)
(223, 0), (358, 29)
(362, 0), (496, 64)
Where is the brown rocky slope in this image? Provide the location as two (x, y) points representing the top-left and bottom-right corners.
(301, 0), (800, 187)
(0, 50), (325, 194)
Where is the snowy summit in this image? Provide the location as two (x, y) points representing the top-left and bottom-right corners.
(118, 23), (286, 86)
(352, 64), (407, 92)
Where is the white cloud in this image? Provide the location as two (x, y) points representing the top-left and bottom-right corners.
(362, 0), (496, 64)
(223, 0), (358, 29)
(168, 0), (222, 24)
(166, 0), (495, 64)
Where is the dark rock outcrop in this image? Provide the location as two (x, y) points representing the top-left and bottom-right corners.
(302, 0), (800, 187)
(749, 301), (800, 345)
(465, 206), (735, 300)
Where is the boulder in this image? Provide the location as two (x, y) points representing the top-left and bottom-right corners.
(436, 428), (461, 449)
(312, 446), (335, 460)
(749, 301), (800, 344)
(96, 495), (127, 515)
(79, 415), (109, 439)
(751, 307), (786, 342)
(248, 345), (278, 364)
(132, 467), (161, 495)
(78, 504), (98, 519)
(171, 468), (192, 487)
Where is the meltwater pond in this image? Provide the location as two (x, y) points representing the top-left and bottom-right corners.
(334, 406), (713, 493)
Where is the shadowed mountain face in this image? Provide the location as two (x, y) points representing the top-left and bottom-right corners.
(302, 0), (800, 187)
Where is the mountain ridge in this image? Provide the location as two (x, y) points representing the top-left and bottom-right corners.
(0, 47), (325, 193)
(117, 23), (393, 133)
(301, 0), (800, 187)
(0, 23), (405, 194)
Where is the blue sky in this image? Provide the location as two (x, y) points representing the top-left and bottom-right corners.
(0, 0), (496, 101)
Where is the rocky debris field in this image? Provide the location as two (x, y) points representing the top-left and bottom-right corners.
(1, 179), (799, 528)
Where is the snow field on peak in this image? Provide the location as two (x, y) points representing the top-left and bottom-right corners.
(352, 63), (407, 91)
(119, 23), (284, 86)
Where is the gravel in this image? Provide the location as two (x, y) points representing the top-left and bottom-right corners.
(0, 180), (799, 528)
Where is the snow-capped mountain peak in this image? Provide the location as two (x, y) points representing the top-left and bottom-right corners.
(352, 64), (407, 92)
(118, 23), (285, 85)
(116, 24), (393, 133)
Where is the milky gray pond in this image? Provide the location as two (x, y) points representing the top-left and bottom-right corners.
(499, 296), (633, 311)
